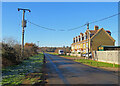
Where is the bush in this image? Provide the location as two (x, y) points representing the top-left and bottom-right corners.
(2, 38), (39, 67)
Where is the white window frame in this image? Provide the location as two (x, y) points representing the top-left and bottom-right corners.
(86, 49), (88, 53)
(78, 37), (79, 42)
(84, 33), (86, 40)
(83, 44), (85, 48)
(80, 35), (82, 41)
(77, 45), (78, 49)
(86, 43), (88, 47)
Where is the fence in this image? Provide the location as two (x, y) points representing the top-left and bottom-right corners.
(93, 50), (120, 64)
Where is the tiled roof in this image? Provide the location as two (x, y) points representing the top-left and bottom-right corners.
(89, 30), (96, 34)
(72, 26), (115, 42)
(91, 28), (115, 42)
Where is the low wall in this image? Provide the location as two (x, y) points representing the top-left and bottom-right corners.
(68, 53), (81, 57)
(93, 51), (120, 64)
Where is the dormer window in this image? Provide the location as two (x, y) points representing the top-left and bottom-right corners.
(82, 37), (84, 40)
(86, 35), (87, 39)
(80, 33), (83, 41)
(78, 35), (80, 42)
(106, 30), (111, 36)
(81, 36), (82, 41)
(76, 39), (78, 42)
(73, 40), (75, 43)
(76, 36), (78, 42)
(73, 38), (75, 43)
(84, 33), (86, 40)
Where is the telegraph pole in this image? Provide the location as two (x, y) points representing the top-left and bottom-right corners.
(18, 8), (31, 60)
(37, 41), (39, 47)
(87, 23), (89, 59)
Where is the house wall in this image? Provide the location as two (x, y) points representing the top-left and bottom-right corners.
(91, 29), (115, 51)
(71, 41), (90, 53)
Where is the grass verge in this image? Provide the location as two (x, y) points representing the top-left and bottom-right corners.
(55, 54), (119, 68)
(1, 53), (44, 85)
(74, 59), (120, 68)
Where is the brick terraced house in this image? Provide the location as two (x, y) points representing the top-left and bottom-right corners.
(71, 26), (115, 54)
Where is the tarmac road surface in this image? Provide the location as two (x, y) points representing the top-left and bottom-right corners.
(44, 53), (119, 85)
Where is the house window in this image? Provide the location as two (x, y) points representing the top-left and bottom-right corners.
(81, 37), (82, 41)
(83, 50), (85, 52)
(106, 31), (111, 36)
(86, 49), (88, 53)
(78, 38), (79, 42)
(86, 35), (87, 39)
(77, 45), (78, 49)
(73, 40), (75, 43)
(76, 39), (78, 42)
(86, 43), (88, 47)
(83, 44), (85, 48)
(84, 34), (86, 40)
(82, 37), (84, 40)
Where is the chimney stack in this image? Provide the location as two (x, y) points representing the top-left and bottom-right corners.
(94, 25), (99, 31)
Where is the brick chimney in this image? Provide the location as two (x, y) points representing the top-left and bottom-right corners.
(94, 25), (99, 31)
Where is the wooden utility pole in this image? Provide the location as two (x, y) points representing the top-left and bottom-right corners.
(87, 23), (89, 59)
(37, 41), (39, 47)
(18, 8), (31, 60)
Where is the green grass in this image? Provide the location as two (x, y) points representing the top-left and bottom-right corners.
(74, 59), (120, 68)
(2, 53), (44, 85)
(57, 54), (120, 68)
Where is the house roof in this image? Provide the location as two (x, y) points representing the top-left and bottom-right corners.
(89, 30), (96, 34)
(90, 28), (115, 42)
(85, 30), (97, 35)
(72, 26), (115, 43)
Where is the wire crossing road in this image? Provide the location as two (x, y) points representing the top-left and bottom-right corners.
(44, 53), (118, 85)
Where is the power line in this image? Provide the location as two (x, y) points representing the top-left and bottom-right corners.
(89, 13), (120, 24)
(68, 13), (119, 31)
(27, 13), (119, 31)
(67, 24), (87, 31)
(27, 20), (56, 31)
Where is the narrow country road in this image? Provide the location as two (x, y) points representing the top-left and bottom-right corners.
(44, 53), (119, 85)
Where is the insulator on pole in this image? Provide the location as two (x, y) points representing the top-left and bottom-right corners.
(87, 23), (89, 29)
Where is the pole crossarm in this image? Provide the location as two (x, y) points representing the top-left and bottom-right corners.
(18, 8), (31, 12)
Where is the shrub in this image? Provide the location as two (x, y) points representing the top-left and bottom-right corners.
(2, 38), (39, 67)
(2, 43), (19, 64)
